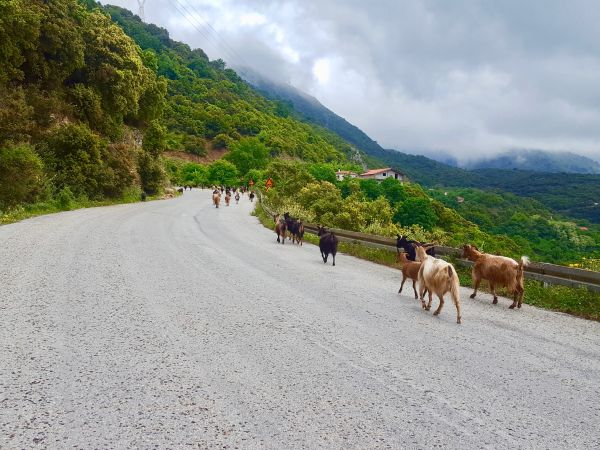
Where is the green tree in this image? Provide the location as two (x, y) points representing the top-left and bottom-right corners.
(394, 198), (439, 230)
(307, 163), (337, 183)
(207, 160), (238, 186)
(380, 177), (407, 204)
(224, 137), (269, 175)
(0, 143), (45, 209)
(297, 181), (343, 223)
(180, 162), (208, 186)
(39, 123), (106, 198)
(265, 160), (315, 200)
(142, 119), (167, 156)
(359, 179), (383, 200)
(138, 151), (164, 194)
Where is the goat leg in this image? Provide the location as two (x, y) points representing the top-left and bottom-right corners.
(433, 295), (444, 316)
(398, 276), (406, 294)
(490, 283), (498, 304)
(470, 277), (480, 299)
(426, 291), (433, 311)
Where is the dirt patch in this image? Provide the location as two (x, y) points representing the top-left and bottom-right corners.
(164, 147), (228, 164)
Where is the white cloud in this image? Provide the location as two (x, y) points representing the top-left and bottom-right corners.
(109, 0), (600, 161)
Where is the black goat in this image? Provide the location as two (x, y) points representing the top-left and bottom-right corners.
(317, 226), (338, 266)
(396, 235), (436, 261)
(283, 213), (305, 245)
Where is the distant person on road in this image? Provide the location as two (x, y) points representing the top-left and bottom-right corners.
(235, 192), (240, 204)
(249, 191), (255, 202)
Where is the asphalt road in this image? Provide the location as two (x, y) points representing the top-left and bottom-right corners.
(1, 189), (599, 449)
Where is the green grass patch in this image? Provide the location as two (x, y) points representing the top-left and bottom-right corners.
(254, 201), (600, 321)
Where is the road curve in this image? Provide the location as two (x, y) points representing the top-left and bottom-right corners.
(1, 189), (599, 449)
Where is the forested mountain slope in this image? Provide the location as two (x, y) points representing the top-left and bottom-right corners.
(463, 150), (600, 174)
(240, 71), (600, 224)
(0, 0), (168, 210)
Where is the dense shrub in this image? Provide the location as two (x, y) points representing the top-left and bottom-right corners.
(39, 123), (107, 199)
(393, 197), (439, 230)
(142, 119), (167, 156)
(0, 143), (45, 209)
(138, 151), (164, 194)
(207, 159), (238, 186)
(224, 137), (269, 175)
(183, 135), (207, 156)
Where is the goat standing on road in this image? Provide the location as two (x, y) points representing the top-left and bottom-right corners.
(397, 251), (426, 299)
(416, 245), (462, 324)
(462, 245), (529, 309)
(317, 226), (338, 266)
(274, 214), (287, 244)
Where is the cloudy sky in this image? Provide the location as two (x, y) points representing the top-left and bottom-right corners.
(111, 0), (600, 162)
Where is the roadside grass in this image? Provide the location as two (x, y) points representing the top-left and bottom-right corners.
(0, 187), (168, 226)
(254, 203), (600, 321)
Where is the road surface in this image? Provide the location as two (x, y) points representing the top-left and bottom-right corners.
(1, 190), (599, 448)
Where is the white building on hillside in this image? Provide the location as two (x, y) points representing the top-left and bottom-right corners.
(359, 167), (405, 181)
(335, 170), (358, 181)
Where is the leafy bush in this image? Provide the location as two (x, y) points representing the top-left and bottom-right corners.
(39, 123), (107, 199)
(212, 133), (233, 149)
(55, 186), (75, 210)
(394, 197), (439, 230)
(207, 159), (238, 186)
(183, 135), (207, 156)
(138, 151), (164, 194)
(224, 137), (269, 175)
(0, 143), (45, 209)
(180, 162), (208, 186)
(101, 143), (138, 197)
(142, 119), (167, 156)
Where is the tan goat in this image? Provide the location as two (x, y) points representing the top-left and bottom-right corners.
(462, 245), (529, 309)
(415, 245), (462, 324)
(396, 251), (425, 299)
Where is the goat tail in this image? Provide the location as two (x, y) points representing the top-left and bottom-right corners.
(448, 266), (460, 306)
(516, 256), (529, 284)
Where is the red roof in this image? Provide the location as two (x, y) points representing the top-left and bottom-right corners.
(360, 167), (403, 176)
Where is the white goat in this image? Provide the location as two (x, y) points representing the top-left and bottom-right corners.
(415, 245), (462, 324)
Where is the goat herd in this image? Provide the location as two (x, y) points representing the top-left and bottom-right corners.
(396, 237), (529, 323)
(204, 189), (529, 325)
(273, 217), (529, 325)
(273, 213), (340, 266)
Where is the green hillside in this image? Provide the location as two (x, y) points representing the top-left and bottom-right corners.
(239, 71), (600, 224)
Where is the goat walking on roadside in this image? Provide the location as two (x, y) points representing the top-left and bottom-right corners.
(397, 251), (426, 299)
(317, 226), (338, 266)
(462, 245), (529, 309)
(274, 214), (287, 244)
(416, 245), (462, 324)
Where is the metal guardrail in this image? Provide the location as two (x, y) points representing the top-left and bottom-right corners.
(258, 196), (600, 292)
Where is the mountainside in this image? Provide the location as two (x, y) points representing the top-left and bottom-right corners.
(239, 70), (600, 224)
(463, 150), (600, 174)
(237, 67), (385, 161)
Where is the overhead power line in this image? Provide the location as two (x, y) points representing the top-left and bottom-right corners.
(167, 0), (250, 68)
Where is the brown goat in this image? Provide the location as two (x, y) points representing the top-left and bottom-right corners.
(416, 245), (462, 324)
(462, 245), (529, 309)
(397, 251), (425, 299)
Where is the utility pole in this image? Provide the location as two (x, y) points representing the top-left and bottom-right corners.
(137, 0), (147, 22)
